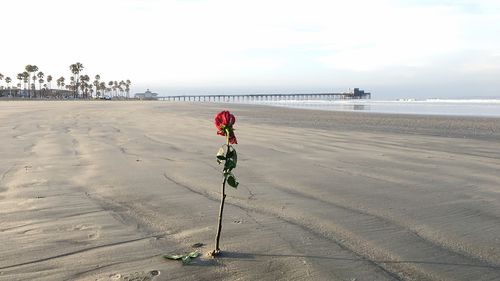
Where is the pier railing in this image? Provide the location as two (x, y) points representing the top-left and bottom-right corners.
(157, 92), (371, 102)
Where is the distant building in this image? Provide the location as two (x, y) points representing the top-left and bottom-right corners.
(134, 89), (158, 100)
(350, 88), (371, 99)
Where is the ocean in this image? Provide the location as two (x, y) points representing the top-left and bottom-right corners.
(244, 99), (500, 117)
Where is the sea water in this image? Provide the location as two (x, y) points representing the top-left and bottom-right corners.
(246, 99), (500, 117)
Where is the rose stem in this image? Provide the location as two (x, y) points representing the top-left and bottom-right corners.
(214, 133), (230, 253)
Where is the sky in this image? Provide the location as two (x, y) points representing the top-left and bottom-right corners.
(1, 0), (499, 99)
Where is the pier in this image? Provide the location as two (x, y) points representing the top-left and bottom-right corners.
(157, 89), (371, 102)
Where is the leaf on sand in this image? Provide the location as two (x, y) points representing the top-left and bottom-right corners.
(163, 254), (184, 260)
(188, 251), (200, 258)
(163, 251), (200, 265)
(182, 256), (191, 265)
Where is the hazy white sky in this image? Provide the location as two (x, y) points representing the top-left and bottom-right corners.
(1, 0), (499, 98)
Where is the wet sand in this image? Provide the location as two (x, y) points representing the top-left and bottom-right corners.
(0, 101), (499, 281)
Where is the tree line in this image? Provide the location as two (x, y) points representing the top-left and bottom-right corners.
(0, 62), (131, 99)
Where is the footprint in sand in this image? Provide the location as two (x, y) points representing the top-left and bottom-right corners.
(120, 270), (160, 281)
(72, 224), (94, 231)
(71, 224), (101, 241)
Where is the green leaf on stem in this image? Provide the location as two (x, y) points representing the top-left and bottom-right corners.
(226, 146), (234, 157)
(225, 159), (236, 171)
(226, 147), (237, 165)
(227, 173), (239, 188)
(232, 149), (237, 165)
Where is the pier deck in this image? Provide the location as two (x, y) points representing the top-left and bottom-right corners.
(158, 91), (371, 102)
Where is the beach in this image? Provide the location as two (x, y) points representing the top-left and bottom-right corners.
(1, 101), (500, 281)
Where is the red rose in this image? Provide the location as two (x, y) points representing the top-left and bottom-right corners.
(215, 111), (237, 144)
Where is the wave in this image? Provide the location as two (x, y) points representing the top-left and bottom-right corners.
(250, 99), (500, 104)
(423, 99), (500, 104)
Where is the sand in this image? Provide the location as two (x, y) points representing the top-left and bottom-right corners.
(0, 101), (499, 281)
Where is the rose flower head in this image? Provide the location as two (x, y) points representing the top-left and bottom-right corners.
(215, 110), (237, 144)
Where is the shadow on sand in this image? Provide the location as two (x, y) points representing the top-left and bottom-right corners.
(204, 251), (500, 270)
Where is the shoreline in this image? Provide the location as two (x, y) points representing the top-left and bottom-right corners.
(1, 101), (500, 280)
(244, 99), (500, 118)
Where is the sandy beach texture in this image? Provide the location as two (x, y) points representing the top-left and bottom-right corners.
(1, 101), (500, 281)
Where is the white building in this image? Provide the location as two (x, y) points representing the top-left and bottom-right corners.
(134, 89), (158, 100)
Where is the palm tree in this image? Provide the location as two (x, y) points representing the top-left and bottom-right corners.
(22, 71), (29, 88)
(0, 73), (4, 90)
(118, 80), (126, 98)
(22, 72), (29, 97)
(17, 73), (23, 97)
(23, 77), (29, 95)
(38, 78), (45, 97)
(99, 82), (106, 98)
(5, 77), (12, 96)
(37, 71), (44, 91)
(70, 62), (84, 98)
(57, 76), (65, 89)
(70, 76), (75, 95)
(24, 65), (31, 95)
(114, 81), (119, 97)
(79, 82), (86, 98)
(25, 65), (38, 98)
(93, 74), (101, 98)
(55, 77), (65, 98)
(126, 79), (131, 99)
(32, 75), (37, 97)
(79, 74), (90, 99)
(46, 75), (52, 90)
(31, 65), (39, 97)
(108, 81), (113, 97)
